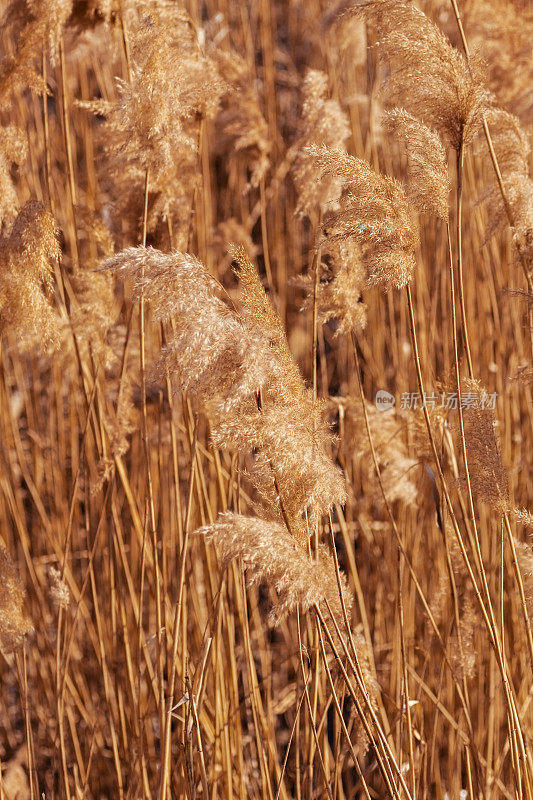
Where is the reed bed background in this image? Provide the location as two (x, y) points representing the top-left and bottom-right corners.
(0, 0), (532, 798)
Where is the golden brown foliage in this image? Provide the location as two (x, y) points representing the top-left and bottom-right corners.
(0, 201), (61, 351)
(299, 239), (367, 336)
(351, 0), (488, 151)
(512, 508), (533, 528)
(308, 145), (419, 289)
(0, 0), (531, 795)
(94, 3), (225, 243)
(48, 566), (70, 609)
(292, 69), (351, 215)
(460, 379), (508, 510)
(478, 108), (533, 269)
(462, 0), (533, 123)
(104, 245), (346, 533)
(199, 512), (352, 625)
(384, 108), (450, 219)
(0, 546), (32, 652)
(199, 512), (376, 713)
(344, 398), (420, 507)
(214, 50), (270, 191)
(0, 125), (27, 230)
(0, 0), (72, 97)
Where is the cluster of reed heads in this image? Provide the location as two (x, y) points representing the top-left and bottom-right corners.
(0, 0), (532, 798)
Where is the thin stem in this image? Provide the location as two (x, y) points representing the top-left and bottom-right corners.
(405, 283), (529, 788)
(503, 513), (533, 671)
(159, 419), (198, 800)
(316, 623), (373, 800)
(58, 37), (80, 269)
(351, 337), (475, 726)
(259, 178), (275, 294)
(138, 168), (165, 740)
(311, 212), (323, 401)
(456, 140), (474, 378)
(20, 644), (37, 800)
(295, 611), (335, 800)
(397, 547), (416, 799)
(449, 0), (533, 362)
(313, 603), (408, 800)
(41, 49), (52, 209)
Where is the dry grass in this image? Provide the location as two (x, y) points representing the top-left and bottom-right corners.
(0, 1), (532, 798)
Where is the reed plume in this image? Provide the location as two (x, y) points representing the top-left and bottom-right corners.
(292, 71), (369, 334)
(199, 511), (375, 704)
(48, 566), (70, 610)
(307, 144), (419, 289)
(383, 108), (450, 219)
(478, 107), (533, 268)
(0, 201), (61, 351)
(0, 125), (27, 230)
(292, 69), (351, 215)
(1, 0), (531, 794)
(343, 398), (420, 507)
(214, 50), (270, 191)
(199, 512), (352, 626)
(0, 0), (72, 97)
(350, 0), (488, 151)
(68, 270), (116, 365)
(92, 3), (225, 244)
(460, 0), (533, 123)
(66, 207), (116, 365)
(459, 379), (508, 511)
(0, 748), (30, 800)
(512, 508), (533, 528)
(103, 245), (346, 536)
(430, 531), (478, 680)
(298, 239), (367, 336)
(0, 546), (32, 652)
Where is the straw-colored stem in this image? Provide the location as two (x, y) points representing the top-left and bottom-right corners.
(456, 141), (474, 379)
(58, 38), (79, 268)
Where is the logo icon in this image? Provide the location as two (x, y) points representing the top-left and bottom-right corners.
(375, 390), (395, 411)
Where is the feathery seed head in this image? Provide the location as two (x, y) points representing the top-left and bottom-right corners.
(8, 201), (61, 283)
(105, 245), (346, 532)
(308, 145), (419, 289)
(48, 566), (70, 609)
(344, 399), (420, 507)
(350, 0), (489, 151)
(0, 126), (28, 231)
(0, 0), (72, 98)
(384, 108), (450, 219)
(103, 247), (221, 323)
(293, 69), (351, 215)
(476, 108), (533, 272)
(460, 379), (508, 511)
(199, 512), (353, 626)
(0, 547), (32, 652)
(460, 0), (533, 123)
(298, 240), (367, 336)
(214, 51), (270, 191)
(0, 202), (61, 351)
(512, 508), (533, 528)
(199, 511), (374, 704)
(96, 4), (225, 242)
